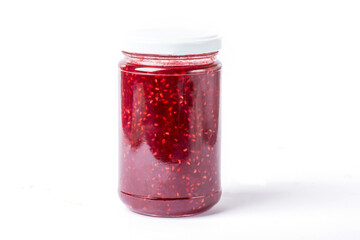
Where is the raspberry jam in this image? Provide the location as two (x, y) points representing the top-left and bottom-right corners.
(119, 50), (221, 217)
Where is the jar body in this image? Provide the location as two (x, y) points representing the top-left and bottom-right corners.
(118, 52), (221, 217)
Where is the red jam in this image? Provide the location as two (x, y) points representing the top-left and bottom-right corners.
(119, 52), (221, 216)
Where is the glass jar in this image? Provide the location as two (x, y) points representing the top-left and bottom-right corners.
(118, 30), (222, 217)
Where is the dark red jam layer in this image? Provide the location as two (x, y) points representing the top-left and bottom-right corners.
(119, 59), (221, 217)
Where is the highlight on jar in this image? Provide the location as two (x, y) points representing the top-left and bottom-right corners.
(118, 29), (222, 217)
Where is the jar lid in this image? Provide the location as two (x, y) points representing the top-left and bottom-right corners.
(121, 28), (221, 55)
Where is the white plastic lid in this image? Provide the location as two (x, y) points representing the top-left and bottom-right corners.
(122, 29), (221, 55)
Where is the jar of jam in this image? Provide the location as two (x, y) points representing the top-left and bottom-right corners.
(118, 30), (222, 217)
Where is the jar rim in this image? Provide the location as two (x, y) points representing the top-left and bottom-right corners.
(122, 51), (218, 66)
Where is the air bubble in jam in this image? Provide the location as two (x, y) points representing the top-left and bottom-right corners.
(119, 52), (221, 217)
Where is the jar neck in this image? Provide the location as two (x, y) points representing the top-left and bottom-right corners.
(122, 51), (218, 66)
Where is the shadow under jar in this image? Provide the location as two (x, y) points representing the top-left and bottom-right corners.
(118, 30), (222, 217)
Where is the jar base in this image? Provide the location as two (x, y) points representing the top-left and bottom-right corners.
(119, 191), (221, 217)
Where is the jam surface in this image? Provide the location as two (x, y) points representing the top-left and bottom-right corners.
(119, 59), (221, 216)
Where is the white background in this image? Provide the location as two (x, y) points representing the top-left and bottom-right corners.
(1, 0), (360, 239)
